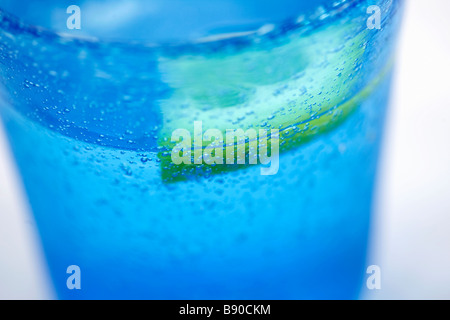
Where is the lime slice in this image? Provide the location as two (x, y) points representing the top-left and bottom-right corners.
(156, 23), (379, 182)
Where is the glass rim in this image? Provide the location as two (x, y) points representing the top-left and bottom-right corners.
(0, 0), (365, 48)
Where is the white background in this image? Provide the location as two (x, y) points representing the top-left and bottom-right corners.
(1, 0), (450, 299)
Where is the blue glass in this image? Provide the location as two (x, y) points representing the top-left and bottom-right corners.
(0, 0), (403, 299)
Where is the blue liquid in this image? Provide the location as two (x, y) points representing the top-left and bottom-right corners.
(0, 0), (403, 299)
